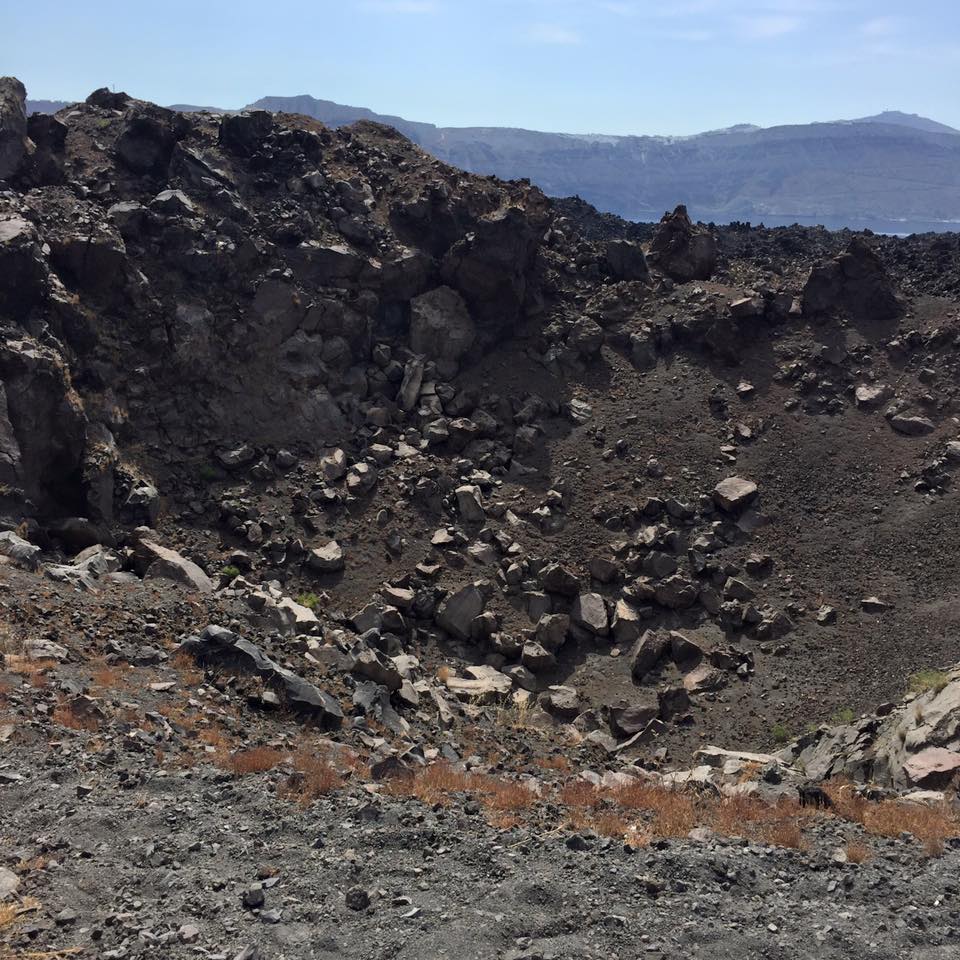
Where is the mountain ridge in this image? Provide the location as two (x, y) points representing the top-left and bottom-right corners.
(25, 93), (960, 230)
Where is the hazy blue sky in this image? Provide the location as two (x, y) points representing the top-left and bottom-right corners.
(9, 0), (960, 135)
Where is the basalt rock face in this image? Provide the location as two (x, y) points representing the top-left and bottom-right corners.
(0, 76), (32, 182)
(0, 83), (549, 519)
(802, 236), (905, 322)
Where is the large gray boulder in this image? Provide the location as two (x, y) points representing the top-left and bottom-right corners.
(435, 581), (487, 641)
(0, 335), (87, 512)
(137, 539), (215, 593)
(0, 216), (48, 319)
(178, 625), (343, 726)
(410, 286), (475, 362)
(0, 77), (31, 182)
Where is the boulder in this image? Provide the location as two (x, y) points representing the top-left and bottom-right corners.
(631, 629), (669, 682)
(713, 476), (758, 513)
(410, 286), (476, 362)
(0, 530), (41, 570)
(454, 484), (485, 524)
(604, 239), (649, 282)
(608, 696), (659, 736)
(351, 646), (402, 691)
(308, 541), (345, 573)
(116, 107), (184, 174)
(855, 383), (892, 409)
(138, 539), (215, 593)
(541, 563), (580, 597)
(0, 216), (49, 318)
(0, 77), (31, 182)
(802, 237), (904, 323)
(612, 599), (643, 644)
(571, 592), (609, 636)
(445, 664), (511, 702)
(435, 581), (487, 641)
(535, 613), (570, 652)
(888, 414), (935, 437)
(440, 206), (542, 330)
(655, 575), (699, 609)
(178, 625), (343, 726)
(543, 685), (582, 719)
(683, 663), (728, 693)
(521, 641), (556, 673)
(648, 205), (716, 282)
(0, 335), (87, 512)
(86, 87), (130, 109)
(219, 111), (275, 155)
(902, 747), (960, 787)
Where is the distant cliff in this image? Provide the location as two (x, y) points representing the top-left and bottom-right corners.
(28, 93), (960, 230)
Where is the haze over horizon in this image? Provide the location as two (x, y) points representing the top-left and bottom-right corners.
(10, 0), (960, 137)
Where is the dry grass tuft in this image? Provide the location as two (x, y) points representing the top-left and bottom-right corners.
(535, 755), (571, 772)
(844, 840), (871, 864)
(89, 659), (127, 691)
(859, 800), (957, 855)
(474, 775), (538, 812)
(0, 896), (81, 959)
(219, 746), (287, 776)
(383, 761), (471, 806)
(51, 699), (100, 733)
(592, 811), (631, 839)
(278, 750), (344, 807)
(4, 656), (54, 689)
(486, 812), (522, 830)
(650, 795), (699, 839)
(171, 651), (203, 687)
(557, 779), (603, 809)
(755, 818), (809, 851)
(0, 621), (26, 657)
(197, 725), (231, 751)
(625, 823), (653, 848)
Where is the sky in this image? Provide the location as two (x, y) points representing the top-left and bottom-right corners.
(8, 0), (960, 136)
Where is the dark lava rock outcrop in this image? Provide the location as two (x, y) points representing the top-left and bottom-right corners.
(802, 236), (905, 322)
(647, 203), (717, 282)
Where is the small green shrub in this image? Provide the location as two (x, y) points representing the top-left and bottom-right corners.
(906, 669), (950, 696)
(221, 565), (241, 580)
(831, 707), (855, 725)
(198, 463), (220, 483)
(771, 722), (791, 744)
(297, 592), (320, 610)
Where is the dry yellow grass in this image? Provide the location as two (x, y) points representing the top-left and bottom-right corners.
(89, 659), (127, 691)
(473, 775), (538, 812)
(535, 755), (571, 772)
(219, 746), (287, 775)
(592, 810), (631, 839)
(557, 779), (603, 809)
(51, 699), (100, 733)
(278, 750), (344, 806)
(845, 840), (871, 864)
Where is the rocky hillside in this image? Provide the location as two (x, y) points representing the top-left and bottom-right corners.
(30, 93), (960, 231)
(246, 95), (960, 231)
(3, 78), (960, 958)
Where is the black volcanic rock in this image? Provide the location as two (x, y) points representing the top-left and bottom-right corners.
(0, 76), (31, 182)
(649, 204), (717, 282)
(802, 237), (904, 322)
